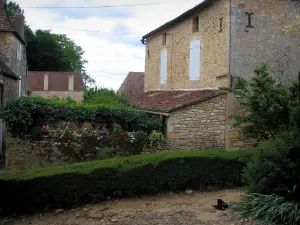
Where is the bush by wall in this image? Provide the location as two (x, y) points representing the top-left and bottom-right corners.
(0, 150), (256, 216)
(0, 96), (162, 135)
(242, 130), (300, 201)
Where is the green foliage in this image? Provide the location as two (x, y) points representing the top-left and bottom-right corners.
(3, 0), (23, 16)
(115, 131), (149, 156)
(220, 63), (299, 141)
(233, 193), (300, 225)
(48, 123), (152, 163)
(0, 150), (256, 216)
(5, 0), (95, 89)
(83, 88), (130, 107)
(0, 96), (161, 135)
(148, 130), (165, 151)
(242, 130), (300, 201)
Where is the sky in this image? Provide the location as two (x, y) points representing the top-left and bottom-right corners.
(15, 0), (202, 90)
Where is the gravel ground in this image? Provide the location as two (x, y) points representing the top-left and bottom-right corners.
(0, 189), (259, 225)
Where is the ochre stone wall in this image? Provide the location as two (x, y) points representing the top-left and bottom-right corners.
(225, 93), (256, 150)
(166, 95), (227, 150)
(145, 0), (230, 91)
(30, 90), (84, 102)
(230, 0), (300, 83)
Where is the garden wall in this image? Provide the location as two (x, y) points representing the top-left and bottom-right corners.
(5, 134), (64, 171)
(5, 133), (168, 171)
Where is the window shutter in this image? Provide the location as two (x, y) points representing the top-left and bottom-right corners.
(160, 50), (168, 84)
(163, 51), (168, 83)
(189, 40), (201, 80)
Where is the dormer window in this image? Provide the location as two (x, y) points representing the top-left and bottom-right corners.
(162, 33), (167, 45)
(193, 16), (200, 33)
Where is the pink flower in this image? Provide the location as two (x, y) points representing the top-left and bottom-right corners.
(99, 130), (105, 133)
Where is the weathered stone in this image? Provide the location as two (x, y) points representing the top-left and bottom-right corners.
(185, 190), (193, 194)
(55, 209), (64, 214)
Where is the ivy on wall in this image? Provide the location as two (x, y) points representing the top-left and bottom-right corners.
(0, 96), (162, 135)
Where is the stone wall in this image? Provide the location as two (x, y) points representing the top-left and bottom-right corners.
(225, 93), (256, 150)
(0, 27), (27, 97)
(166, 94), (227, 150)
(230, 0), (300, 83)
(5, 135), (63, 171)
(145, 0), (230, 91)
(30, 90), (84, 102)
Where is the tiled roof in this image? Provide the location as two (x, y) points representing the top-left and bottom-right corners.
(130, 90), (225, 113)
(142, 0), (215, 41)
(0, 0), (26, 44)
(0, 0), (15, 32)
(27, 71), (84, 92)
(0, 59), (18, 79)
(117, 72), (145, 96)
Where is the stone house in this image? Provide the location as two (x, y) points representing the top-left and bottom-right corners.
(0, 0), (27, 101)
(27, 71), (85, 102)
(117, 72), (145, 96)
(132, 0), (300, 150)
(0, 0), (27, 168)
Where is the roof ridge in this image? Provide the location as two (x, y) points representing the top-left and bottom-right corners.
(142, 0), (215, 41)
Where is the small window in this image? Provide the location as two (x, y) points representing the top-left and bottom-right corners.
(193, 16), (200, 33)
(162, 33), (167, 45)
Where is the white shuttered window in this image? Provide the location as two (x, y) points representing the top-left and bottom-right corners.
(189, 40), (201, 80)
(160, 50), (167, 84)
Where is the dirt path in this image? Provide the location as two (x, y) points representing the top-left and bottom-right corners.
(1, 189), (257, 225)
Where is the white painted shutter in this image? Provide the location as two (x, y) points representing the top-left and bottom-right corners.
(189, 40), (201, 80)
(160, 50), (168, 84)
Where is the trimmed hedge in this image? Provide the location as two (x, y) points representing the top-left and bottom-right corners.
(0, 96), (162, 134)
(0, 150), (256, 216)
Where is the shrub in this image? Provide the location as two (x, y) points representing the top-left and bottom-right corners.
(48, 123), (152, 163)
(233, 193), (300, 225)
(83, 87), (130, 107)
(148, 130), (165, 151)
(242, 130), (300, 201)
(0, 150), (256, 216)
(0, 96), (162, 135)
(220, 64), (299, 141)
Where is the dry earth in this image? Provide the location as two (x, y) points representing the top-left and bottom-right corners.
(0, 189), (258, 225)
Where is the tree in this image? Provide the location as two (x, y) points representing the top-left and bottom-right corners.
(3, 0), (23, 16)
(220, 64), (299, 141)
(4, 0), (96, 89)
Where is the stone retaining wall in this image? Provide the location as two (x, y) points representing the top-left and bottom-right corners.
(166, 94), (227, 150)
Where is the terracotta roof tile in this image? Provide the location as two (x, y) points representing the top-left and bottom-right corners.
(130, 90), (225, 113)
(117, 72), (145, 96)
(27, 71), (84, 92)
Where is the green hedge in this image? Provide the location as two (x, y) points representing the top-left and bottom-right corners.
(0, 150), (256, 216)
(0, 96), (162, 133)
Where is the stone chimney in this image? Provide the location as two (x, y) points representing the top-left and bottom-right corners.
(68, 73), (74, 91)
(0, 0), (6, 17)
(9, 14), (25, 39)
